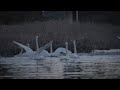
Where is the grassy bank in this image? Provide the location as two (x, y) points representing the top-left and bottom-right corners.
(0, 21), (120, 57)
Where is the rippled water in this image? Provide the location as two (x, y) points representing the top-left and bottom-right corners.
(0, 55), (120, 79)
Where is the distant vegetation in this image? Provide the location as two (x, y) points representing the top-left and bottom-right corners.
(0, 11), (120, 56)
(0, 11), (51, 25)
(0, 11), (119, 25)
(0, 21), (120, 57)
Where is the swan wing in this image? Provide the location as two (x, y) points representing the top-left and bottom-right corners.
(13, 41), (33, 53)
(36, 41), (52, 54)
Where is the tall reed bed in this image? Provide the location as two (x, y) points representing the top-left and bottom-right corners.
(0, 20), (120, 56)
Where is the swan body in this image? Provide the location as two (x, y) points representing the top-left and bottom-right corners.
(69, 53), (79, 58)
(52, 47), (72, 57)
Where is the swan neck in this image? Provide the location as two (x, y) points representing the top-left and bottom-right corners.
(50, 42), (53, 54)
(35, 36), (39, 51)
(65, 42), (68, 55)
(73, 40), (77, 54)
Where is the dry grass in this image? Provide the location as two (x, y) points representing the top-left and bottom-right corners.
(0, 20), (120, 56)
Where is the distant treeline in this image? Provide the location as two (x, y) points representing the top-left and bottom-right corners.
(0, 11), (50, 24)
(0, 11), (119, 25)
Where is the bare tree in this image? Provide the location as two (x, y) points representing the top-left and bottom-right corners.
(64, 11), (79, 23)
(76, 11), (79, 22)
(64, 11), (73, 24)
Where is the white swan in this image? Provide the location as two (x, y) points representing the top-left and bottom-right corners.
(58, 42), (71, 60)
(50, 41), (79, 59)
(18, 43), (30, 55)
(35, 36), (39, 51)
(18, 47), (23, 55)
(32, 41), (52, 59)
(52, 47), (72, 57)
(13, 35), (79, 60)
(17, 43), (30, 55)
(13, 35), (50, 58)
(13, 41), (35, 57)
(50, 41), (53, 54)
(73, 40), (77, 54)
(69, 40), (79, 58)
(13, 41), (33, 53)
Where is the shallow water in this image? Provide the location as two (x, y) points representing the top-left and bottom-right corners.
(0, 55), (120, 79)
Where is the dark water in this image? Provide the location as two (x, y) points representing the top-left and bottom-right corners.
(0, 56), (120, 79)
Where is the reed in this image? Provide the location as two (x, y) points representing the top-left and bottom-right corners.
(0, 21), (119, 56)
